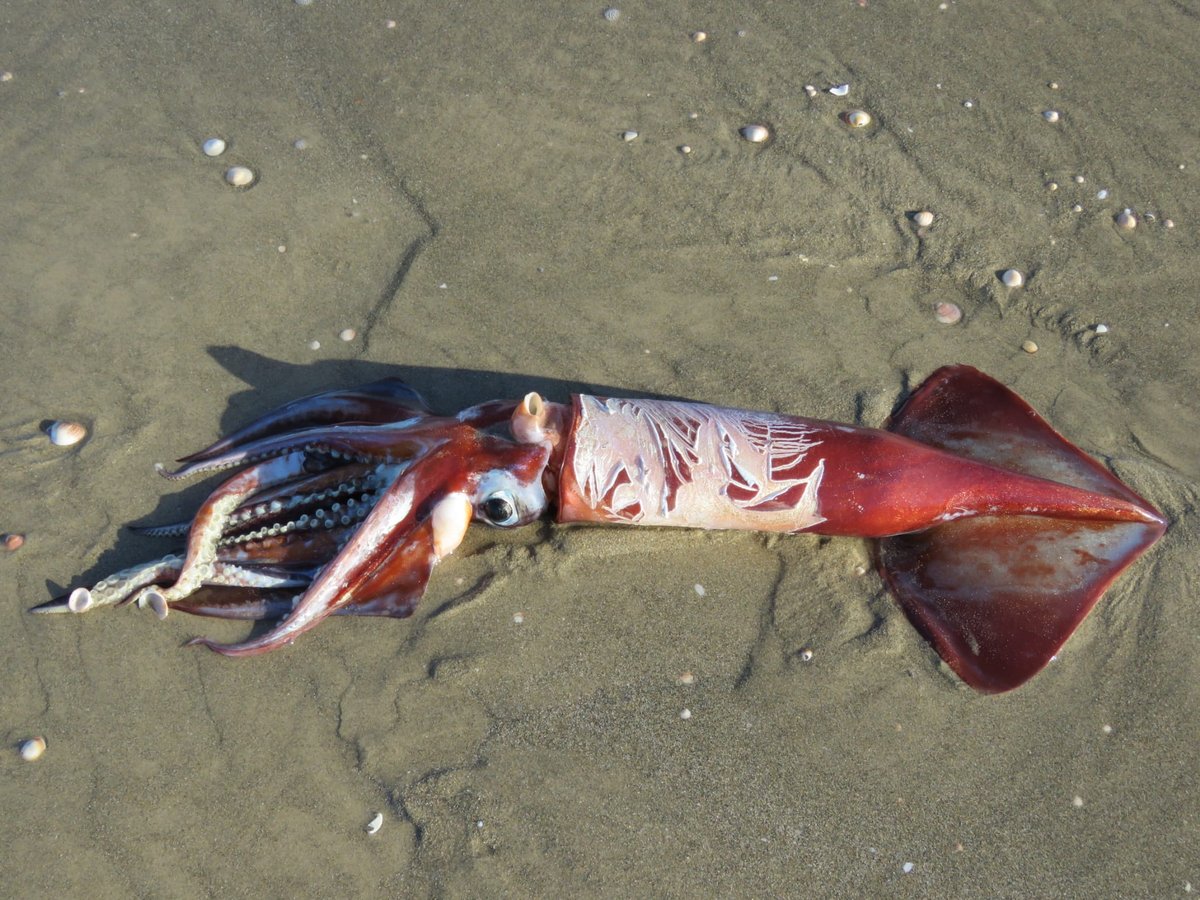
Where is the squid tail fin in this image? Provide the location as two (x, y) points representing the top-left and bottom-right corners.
(877, 366), (1166, 692)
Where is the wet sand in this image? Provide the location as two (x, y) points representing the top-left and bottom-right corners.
(2, 0), (1198, 894)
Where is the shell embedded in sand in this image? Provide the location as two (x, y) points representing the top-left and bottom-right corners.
(913, 210), (934, 228)
(48, 420), (87, 446)
(366, 812), (384, 834)
(19, 736), (46, 761)
(739, 123), (770, 143)
(1115, 209), (1137, 231)
(3, 533), (24, 551)
(840, 109), (872, 128)
(224, 165), (256, 188)
(1042, 110), (1061, 123)
(201, 137), (226, 157)
(1022, 339), (1039, 354)
(1001, 268), (1024, 288)
(620, 130), (638, 142)
(934, 302), (962, 324)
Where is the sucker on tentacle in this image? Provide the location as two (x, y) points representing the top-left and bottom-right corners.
(40, 367), (1165, 693)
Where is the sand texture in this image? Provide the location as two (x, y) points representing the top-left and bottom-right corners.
(2, 0), (1198, 895)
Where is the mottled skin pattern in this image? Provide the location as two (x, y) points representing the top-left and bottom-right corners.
(39, 367), (1165, 692)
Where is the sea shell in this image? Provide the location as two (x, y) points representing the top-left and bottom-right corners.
(840, 109), (872, 128)
(739, 124), (770, 143)
(366, 812), (384, 834)
(1115, 209), (1137, 231)
(1001, 269), (1024, 288)
(224, 165), (256, 188)
(934, 302), (962, 325)
(620, 130), (638, 142)
(201, 137), (227, 157)
(3, 533), (25, 551)
(1042, 110), (1060, 123)
(48, 420), (86, 446)
(19, 736), (46, 761)
(913, 210), (934, 228)
(828, 83), (850, 97)
(1021, 340), (1039, 354)
(690, 30), (707, 42)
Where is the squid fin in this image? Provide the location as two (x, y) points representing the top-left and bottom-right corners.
(878, 366), (1165, 692)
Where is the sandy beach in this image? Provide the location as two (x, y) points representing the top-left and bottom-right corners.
(2, 0), (1198, 894)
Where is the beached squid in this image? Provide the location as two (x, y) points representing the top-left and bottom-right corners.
(37, 365), (1165, 693)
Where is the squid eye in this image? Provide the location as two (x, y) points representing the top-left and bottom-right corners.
(480, 491), (519, 527)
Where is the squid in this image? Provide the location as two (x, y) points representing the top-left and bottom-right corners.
(36, 365), (1165, 693)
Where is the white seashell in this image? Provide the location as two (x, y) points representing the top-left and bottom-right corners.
(1001, 268), (1024, 288)
(48, 420), (87, 446)
(804, 85), (818, 98)
(739, 124), (770, 143)
(68, 588), (94, 613)
(913, 210), (934, 228)
(678, 144), (692, 155)
(1022, 339), (1039, 354)
(366, 812), (384, 834)
(224, 165), (256, 187)
(1115, 209), (1137, 231)
(690, 30), (707, 42)
(1042, 110), (1060, 123)
(1094, 323), (1109, 334)
(339, 328), (357, 342)
(828, 83), (850, 97)
(934, 302), (962, 325)
(19, 736), (46, 761)
(620, 130), (638, 142)
(840, 109), (872, 128)
(202, 137), (226, 157)
(602, 7), (620, 21)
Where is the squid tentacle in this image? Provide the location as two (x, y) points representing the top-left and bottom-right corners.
(131, 452), (314, 611)
(160, 419), (450, 482)
(189, 444), (475, 656)
(178, 377), (432, 464)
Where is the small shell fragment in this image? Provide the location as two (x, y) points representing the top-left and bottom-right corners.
(224, 165), (256, 188)
(620, 129), (638, 142)
(602, 7), (620, 21)
(1094, 323), (1109, 334)
(690, 30), (707, 42)
(739, 123), (770, 143)
(338, 328), (357, 342)
(1042, 110), (1060, 123)
(1022, 339), (1039, 354)
(19, 736), (46, 762)
(201, 137), (227, 157)
(1001, 268), (1024, 288)
(366, 812), (384, 834)
(799, 648), (814, 662)
(48, 420), (87, 447)
(840, 109), (872, 128)
(913, 210), (934, 228)
(828, 83), (850, 97)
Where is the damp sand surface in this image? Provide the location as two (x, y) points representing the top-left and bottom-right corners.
(2, 1), (1198, 895)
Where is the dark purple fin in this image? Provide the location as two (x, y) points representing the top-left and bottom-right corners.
(879, 366), (1165, 692)
(178, 378), (432, 464)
